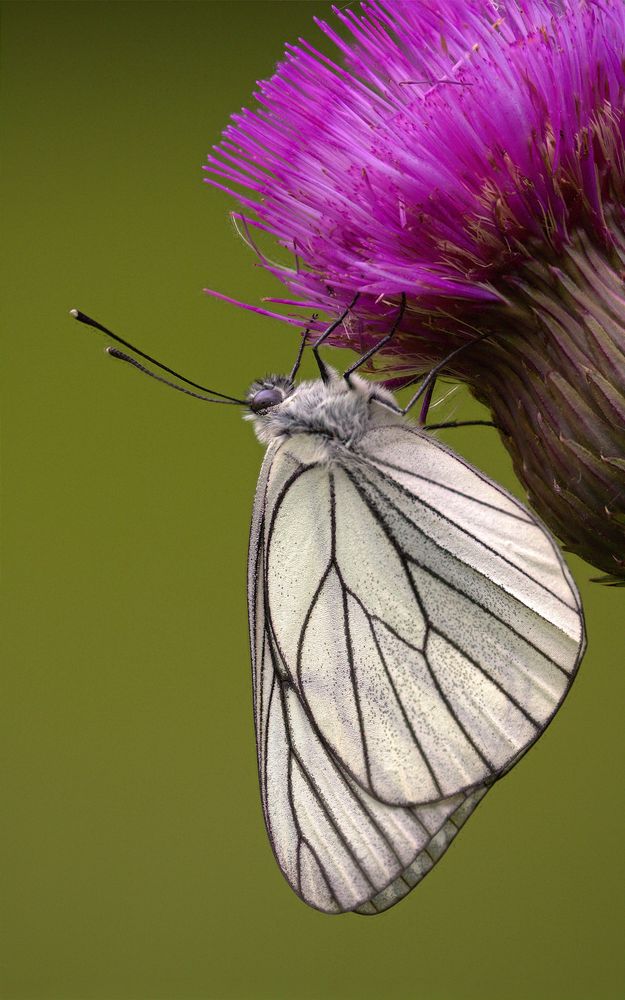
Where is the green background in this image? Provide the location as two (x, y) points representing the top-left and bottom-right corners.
(2, 2), (624, 998)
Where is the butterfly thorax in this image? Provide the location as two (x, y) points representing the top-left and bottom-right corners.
(246, 369), (400, 449)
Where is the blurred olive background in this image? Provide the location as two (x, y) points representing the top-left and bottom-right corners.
(2, 2), (624, 998)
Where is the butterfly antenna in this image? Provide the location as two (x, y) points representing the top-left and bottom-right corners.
(104, 348), (244, 404)
(401, 331), (491, 418)
(70, 309), (246, 404)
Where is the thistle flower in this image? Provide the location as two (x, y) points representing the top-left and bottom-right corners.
(205, 0), (625, 581)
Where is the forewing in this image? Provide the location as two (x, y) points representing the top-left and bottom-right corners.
(343, 422), (585, 789)
(262, 427), (584, 808)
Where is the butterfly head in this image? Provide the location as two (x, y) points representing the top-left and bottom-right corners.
(246, 375), (295, 414)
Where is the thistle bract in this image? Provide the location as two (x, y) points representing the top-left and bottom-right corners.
(206, 0), (625, 581)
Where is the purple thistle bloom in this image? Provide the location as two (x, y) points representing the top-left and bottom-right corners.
(205, 0), (625, 581)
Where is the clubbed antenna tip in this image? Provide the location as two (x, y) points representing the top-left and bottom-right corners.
(69, 305), (246, 405)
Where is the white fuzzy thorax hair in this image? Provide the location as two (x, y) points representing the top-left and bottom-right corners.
(247, 369), (403, 457)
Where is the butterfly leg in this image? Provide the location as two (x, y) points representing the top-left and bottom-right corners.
(424, 419), (497, 431)
(343, 293), (406, 381)
(399, 331), (491, 416)
(417, 377), (436, 425)
(312, 293), (360, 382)
(288, 316), (318, 382)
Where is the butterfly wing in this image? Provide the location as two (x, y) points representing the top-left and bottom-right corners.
(249, 438), (489, 914)
(260, 426), (584, 807)
(261, 633), (488, 914)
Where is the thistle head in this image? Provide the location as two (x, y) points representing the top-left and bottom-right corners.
(206, 0), (625, 581)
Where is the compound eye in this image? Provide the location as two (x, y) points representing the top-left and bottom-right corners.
(249, 387), (284, 412)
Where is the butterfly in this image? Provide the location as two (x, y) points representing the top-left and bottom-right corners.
(72, 300), (585, 915)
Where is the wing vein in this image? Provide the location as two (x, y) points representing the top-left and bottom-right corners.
(288, 742), (377, 894)
(329, 470), (374, 794)
(275, 627), (416, 868)
(286, 744), (304, 896)
(342, 467), (496, 776)
(294, 561), (334, 686)
(265, 463), (320, 565)
(349, 467), (573, 674)
(262, 671), (277, 829)
(300, 836), (341, 909)
(430, 624), (542, 728)
(354, 459), (577, 612)
(345, 584), (443, 799)
(363, 454), (532, 523)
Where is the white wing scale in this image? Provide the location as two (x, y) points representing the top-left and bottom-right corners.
(248, 423), (585, 914)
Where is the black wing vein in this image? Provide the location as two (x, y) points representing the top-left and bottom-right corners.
(281, 628), (422, 869)
(364, 453), (532, 524)
(344, 584), (444, 798)
(353, 458), (577, 612)
(341, 465), (497, 776)
(348, 464), (575, 674)
(429, 623), (541, 729)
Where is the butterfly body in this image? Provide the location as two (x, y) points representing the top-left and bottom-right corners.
(246, 371), (585, 914)
(247, 368), (399, 450)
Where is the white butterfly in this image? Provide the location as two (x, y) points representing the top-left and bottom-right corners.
(246, 369), (584, 915)
(72, 306), (585, 915)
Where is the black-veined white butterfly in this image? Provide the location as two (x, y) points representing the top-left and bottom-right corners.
(72, 302), (585, 915)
